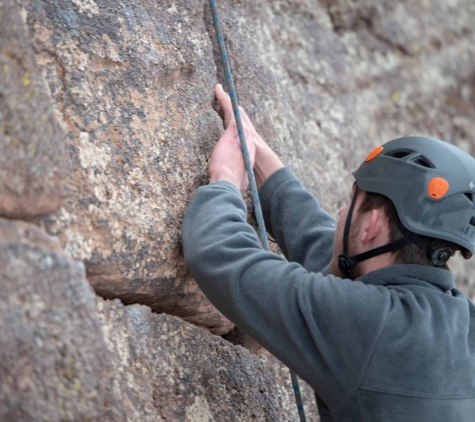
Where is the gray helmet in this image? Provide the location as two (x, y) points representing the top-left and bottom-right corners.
(354, 136), (475, 254)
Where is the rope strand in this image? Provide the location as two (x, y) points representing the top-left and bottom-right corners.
(208, 1), (306, 420)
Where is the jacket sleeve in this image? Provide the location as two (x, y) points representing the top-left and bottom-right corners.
(259, 167), (336, 273)
(182, 181), (391, 413)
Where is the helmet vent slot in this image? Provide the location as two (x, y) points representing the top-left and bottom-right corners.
(384, 149), (413, 159)
(412, 156), (435, 168)
(465, 193), (474, 204)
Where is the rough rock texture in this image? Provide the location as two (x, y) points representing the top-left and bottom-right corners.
(0, 219), (112, 421)
(19, 0), (475, 336)
(0, 0), (68, 219)
(2, 0), (475, 420)
(24, 0), (232, 334)
(97, 300), (311, 421)
(0, 218), (314, 421)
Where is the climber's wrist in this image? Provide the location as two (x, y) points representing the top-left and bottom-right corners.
(209, 169), (245, 192)
(254, 143), (284, 189)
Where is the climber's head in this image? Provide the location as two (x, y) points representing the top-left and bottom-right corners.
(330, 136), (475, 279)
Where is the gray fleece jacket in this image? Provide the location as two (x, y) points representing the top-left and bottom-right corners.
(182, 167), (475, 422)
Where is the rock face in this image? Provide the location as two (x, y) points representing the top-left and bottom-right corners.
(24, 0), (232, 334)
(0, 0), (67, 219)
(0, 219), (111, 421)
(0, 218), (312, 421)
(2, 0), (475, 420)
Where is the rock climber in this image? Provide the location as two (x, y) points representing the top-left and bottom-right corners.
(182, 84), (475, 421)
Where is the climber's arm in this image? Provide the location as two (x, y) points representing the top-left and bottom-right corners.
(211, 84), (335, 272)
(181, 181), (390, 413)
(258, 166), (336, 273)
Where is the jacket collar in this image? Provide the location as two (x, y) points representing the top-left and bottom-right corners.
(357, 264), (455, 293)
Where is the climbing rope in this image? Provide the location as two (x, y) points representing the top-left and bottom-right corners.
(208, 1), (307, 421)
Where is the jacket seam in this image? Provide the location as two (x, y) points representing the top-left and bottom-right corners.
(360, 386), (475, 400)
(335, 292), (392, 414)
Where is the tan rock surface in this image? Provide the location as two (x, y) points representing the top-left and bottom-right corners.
(25, 0), (233, 333)
(0, 219), (112, 421)
(0, 218), (312, 421)
(0, 0), (68, 219)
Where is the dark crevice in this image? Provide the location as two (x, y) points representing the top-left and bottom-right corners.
(222, 327), (263, 355)
(360, 15), (411, 56)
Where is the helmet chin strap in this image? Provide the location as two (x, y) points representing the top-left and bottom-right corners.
(337, 189), (423, 278)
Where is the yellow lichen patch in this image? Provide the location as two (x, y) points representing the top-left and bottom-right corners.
(22, 72), (31, 86)
(65, 356), (77, 380)
(392, 91), (400, 102)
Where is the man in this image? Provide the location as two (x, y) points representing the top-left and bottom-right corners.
(182, 84), (475, 421)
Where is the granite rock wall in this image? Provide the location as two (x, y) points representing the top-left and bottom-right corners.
(2, 0), (475, 420)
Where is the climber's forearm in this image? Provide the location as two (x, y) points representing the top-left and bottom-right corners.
(254, 141), (285, 189)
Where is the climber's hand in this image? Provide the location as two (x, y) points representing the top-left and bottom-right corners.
(209, 84), (284, 192)
(209, 84), (258, 193)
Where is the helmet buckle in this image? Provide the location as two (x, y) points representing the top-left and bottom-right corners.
(338, 254), (353, 277)
(428, 247), (453, 267)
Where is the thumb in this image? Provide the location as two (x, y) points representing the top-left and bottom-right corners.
(215, 84), (234, 128)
